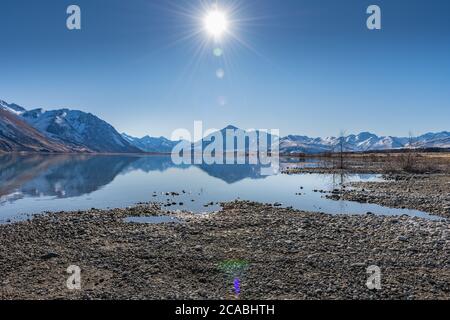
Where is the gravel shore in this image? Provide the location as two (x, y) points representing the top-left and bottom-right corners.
(1, 201), (449, 300)
(328, 174), (450, 218)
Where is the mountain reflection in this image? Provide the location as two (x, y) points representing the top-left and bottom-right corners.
(0, 154), (138, 201)
(0, 154), (276, 203)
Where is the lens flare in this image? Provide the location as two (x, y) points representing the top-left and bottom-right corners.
(213, 48), (223, 57)
(216, 68), (225, 79)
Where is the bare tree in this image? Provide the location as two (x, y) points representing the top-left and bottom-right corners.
(335, 130), (347, 170)
(409, 130), (416, 157)
(403, 131), (418, 172)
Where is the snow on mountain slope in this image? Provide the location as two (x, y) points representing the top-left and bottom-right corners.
(192, 125), (279, 153)
(0, 109), (77, 152)
(0, 100), (26, 115)
(413, 132), (450, 149)
(121, 133), (179, 153)
(123, 128), (450, 154)
(0, 99), (142, 153)
(279, 131), (449, 154)
(1, 99), (448, 154)
(20, 108), (142, 153)
(280, 135), (331, 154)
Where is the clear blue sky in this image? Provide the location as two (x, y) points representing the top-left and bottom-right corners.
(1, 0), (449, 138)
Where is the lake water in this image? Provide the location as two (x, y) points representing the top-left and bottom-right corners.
(0, 154), (436, 223)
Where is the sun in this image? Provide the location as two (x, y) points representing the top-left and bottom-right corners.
(204, 9), (229, 39)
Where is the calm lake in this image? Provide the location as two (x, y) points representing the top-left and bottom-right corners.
(0, 154), (435, 223)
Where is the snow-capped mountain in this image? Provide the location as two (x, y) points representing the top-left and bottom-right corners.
(280, 135), (333, 154)
(124, 127), (450, 154)
(193, 125), (279, 152)
(1, 99), (449, 154)
(121, 133), (179, 153)
(280, 131), (450, 154)
(0, 100), (142, 153)
(0, 100), (26, 115)
(0, 109), (76, 152)
(413, 132), (450, 149)
(20, 108), (140, 153)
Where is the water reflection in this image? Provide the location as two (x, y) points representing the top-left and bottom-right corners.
(0, 154), (280, 202)
(0, 154), (137, 202)
(0, 154), (435, 221)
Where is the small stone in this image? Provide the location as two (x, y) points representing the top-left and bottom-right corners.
(40, 252), (59, 260)
(350, 263), (366, 267)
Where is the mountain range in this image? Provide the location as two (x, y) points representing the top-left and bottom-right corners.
(280, 131), (450, 154)
(1, 100), (139, 153)
(1, 99), (449, 154)
(121, 133), (179, 153)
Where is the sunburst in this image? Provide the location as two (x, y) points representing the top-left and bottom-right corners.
(143, 0), (267, 84)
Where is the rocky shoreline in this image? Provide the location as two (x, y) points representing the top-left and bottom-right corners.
(1, 201), (449, 300)
(327, 174), (450, 219)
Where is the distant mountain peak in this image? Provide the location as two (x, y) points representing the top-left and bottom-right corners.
(0, 100), (27, 115)
(356, 131), (377, 138)
(120, 133), (179, 153)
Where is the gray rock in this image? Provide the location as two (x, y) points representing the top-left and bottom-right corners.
(40, 252), (59, 260)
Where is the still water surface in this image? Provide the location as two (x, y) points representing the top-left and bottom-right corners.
(0, 154), (435, 223)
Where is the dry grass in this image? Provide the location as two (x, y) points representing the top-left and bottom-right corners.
(361, 152), (450, 174)
(289, 152), (450, 174)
